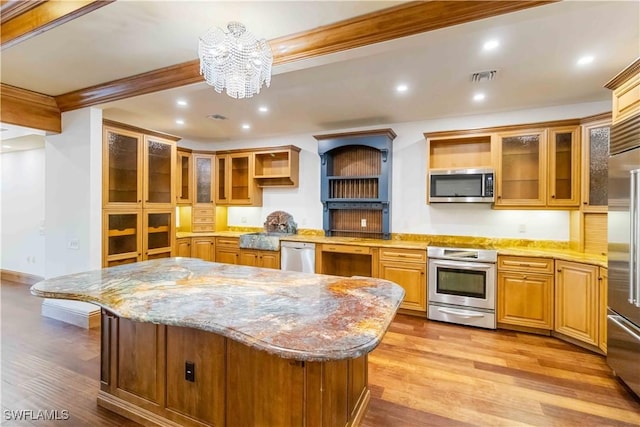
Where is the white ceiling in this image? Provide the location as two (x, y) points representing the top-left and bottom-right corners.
(1, 1), (639, 148)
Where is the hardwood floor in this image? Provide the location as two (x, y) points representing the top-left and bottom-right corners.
(2, 280), (639, 426)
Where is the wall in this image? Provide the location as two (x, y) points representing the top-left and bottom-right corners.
(44, 108), (102, 278)
(0, 148), (46, 276)
(182, 100), (610, 240)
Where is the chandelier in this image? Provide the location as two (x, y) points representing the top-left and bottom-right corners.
(198, 22), (273, 99)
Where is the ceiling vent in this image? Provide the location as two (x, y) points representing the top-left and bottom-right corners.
(471, 70), (497, 82)
(207, 114), (228, 120)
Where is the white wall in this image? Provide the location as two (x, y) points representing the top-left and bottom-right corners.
(0, 148), (46, 276)
(44, 108), (102, 278)
(182, 100), (610, 240)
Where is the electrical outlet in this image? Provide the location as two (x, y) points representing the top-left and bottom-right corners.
(185, 361), (195, 382)
(518, 224), (526, 233)
(68, 239), (79, 250)
(361, 218), (367, 227)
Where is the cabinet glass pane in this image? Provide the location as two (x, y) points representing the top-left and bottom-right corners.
(501, 134), (540, 200)
(108, 132), (138, 203)
(147, 213), (170, 249)
(589, 126), (610, 206)
(180, 156), (190, 199)
(231, 157), (249, 200)
(147, 140), (172, 203)
(217, 157), (227, 201)
(108, 214), (138, 256)
(196, 157), (212, 203)
(554, 132), (573, 200)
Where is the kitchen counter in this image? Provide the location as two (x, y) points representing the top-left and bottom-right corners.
(30, 257), (404, 361)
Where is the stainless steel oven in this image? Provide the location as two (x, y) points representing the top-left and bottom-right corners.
(427, 246), (497, 329)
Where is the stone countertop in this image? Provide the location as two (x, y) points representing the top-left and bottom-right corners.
(30, 258), (405, 362)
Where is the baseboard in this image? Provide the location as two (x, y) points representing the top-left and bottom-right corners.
(41, 299), (101, 329)
(0, 269), (44, 285)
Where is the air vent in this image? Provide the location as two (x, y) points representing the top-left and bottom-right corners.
(207, 114), (227, 120)
(471, 70), (497, 82)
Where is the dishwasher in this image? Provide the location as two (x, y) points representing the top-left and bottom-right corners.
(280, 241), (316, 273)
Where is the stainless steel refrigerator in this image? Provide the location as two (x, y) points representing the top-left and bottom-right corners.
(607, 119), (640, 398)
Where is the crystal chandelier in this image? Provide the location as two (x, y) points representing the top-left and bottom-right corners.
(198, 22), (273, 99)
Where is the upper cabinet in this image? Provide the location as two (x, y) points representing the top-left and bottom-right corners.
(581, 116), (610, 211)
(215, 151), (262, 206)
(176, 148), (192, 204)
(193, 153), (215, 206)
(253, 145), (301, 187)
(103, 121), (178, 209)
(495, 125), (580, 208)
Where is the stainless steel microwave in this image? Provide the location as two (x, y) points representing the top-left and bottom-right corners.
(428, 168), (495, 203)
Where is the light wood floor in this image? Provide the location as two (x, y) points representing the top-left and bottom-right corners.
(2, 280), (639, 426)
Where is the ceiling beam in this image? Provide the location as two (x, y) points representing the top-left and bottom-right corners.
(0, 0), (47, 25)
(55, 0), (556, 112)
(0, 83), (61, 133)
(1, 0), (114, 51)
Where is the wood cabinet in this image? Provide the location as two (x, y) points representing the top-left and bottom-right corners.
(176, 148), (192, 204)
(215, 152), (262, 206)
(599, 267), (608, 353)
(191, 237), (215, 261)
(547, 126), (580, 207)
(253, 145), (301, 187)
(192, 153), (216, 231)
(554, 260), (599, 347)
(581, 117), (610, 211)
(215, 237), (240, 265)
(143, 135), (175, 209)
(610, 67), (640, 125)
(239, 249), (280, 269)
(175, 238), (191, 257)
(143, 210), (174, 260)
(377, 248), (426, 312)
(317, 244), (376, 278)
(102, 210), (142, 267)
(103, 125), (143, 208)
(497, 256), (554, 331)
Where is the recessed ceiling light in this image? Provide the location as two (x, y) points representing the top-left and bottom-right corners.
(3, 145), (12, 148)
(577, 55), (594, 66)
(242, 123), (251, 130)
(0, 128), (8, 132)
(176, 100), (188, 107)
(473, 93), (486, 102)
(258, 106), (269, 113)
(483, 40), (499, 50)
(175, 119), (185, 125)
(396, 84), (408, 93)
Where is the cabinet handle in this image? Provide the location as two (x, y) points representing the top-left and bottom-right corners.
(551, 194), (555, 199)
(583, 201), (588, 205)
(497, 195), (502, 199)
(557, 269), (562, 272)
(523, 275), (527, 279)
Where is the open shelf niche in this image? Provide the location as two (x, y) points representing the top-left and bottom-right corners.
(315, 128), (396, 239)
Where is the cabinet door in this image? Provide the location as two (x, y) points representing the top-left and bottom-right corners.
(239, 250), (260, 267)
(582, 122), (610, 211)
(599, 267), (608, 353)
(555, 261), (599, 346)
(175, 238), (191, 257)
(260, 251), (280, 270)
(103, 210), (142, 267)
(194, 154), (215, 207)
(497, 271), (553, 330)
(229, 153), (253, 205)
(143, 136), (175, 209)
(379, 261), (426, 312)
(215, 155), (229, 204)
(103, 126), (143, 208)
(547, 126), (580, 207)
(176, 150), (192, 204)
(496, 130), (546, 206)
(143, 210), (174, 260)
(191, 237), (215, 261)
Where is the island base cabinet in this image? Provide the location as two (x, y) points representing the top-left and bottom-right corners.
(99, 311), (369, 427)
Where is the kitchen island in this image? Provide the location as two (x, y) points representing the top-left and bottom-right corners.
(30, 257), (404, 427)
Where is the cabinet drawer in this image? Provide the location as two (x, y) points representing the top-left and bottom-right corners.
(322, 244), (371, 255)
(379, 248), (426, 263)
(193, 208), (215, 216)
(498, 255), (554, 274)
(193, 216), (215, 224)
(192, 224), (215, 232)
(215, 237), (239, 248)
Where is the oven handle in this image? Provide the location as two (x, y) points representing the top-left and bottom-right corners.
(429, 259), (494, 270)
(437, 307), (486, 319)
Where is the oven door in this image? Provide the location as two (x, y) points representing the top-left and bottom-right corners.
(428, 259), (496, 310)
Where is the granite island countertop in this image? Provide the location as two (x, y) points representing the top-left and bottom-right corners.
(30, 257), (405, 362)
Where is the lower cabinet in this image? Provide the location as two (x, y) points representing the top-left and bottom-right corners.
(175, 238), (191, 257)
(377, 248), (426, 312)
(554, 260), (599, 347)
(191, 237), (215, 261)
(599, 267), (608, 353)
(215, 237), (240, 264)
(239, 249), (280, 269)
(497, 256), (554, 331)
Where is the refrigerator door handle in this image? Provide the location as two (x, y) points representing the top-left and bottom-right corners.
(631, 170), (639, 305)
(609, 314), (640, 341)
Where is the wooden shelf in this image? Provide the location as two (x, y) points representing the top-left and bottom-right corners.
(108, 228), (136, 237)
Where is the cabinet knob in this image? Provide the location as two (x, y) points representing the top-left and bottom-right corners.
(523, 275), (527, 279)
(497, 195), (502, 199)
(583, 201), (588, 205)
(557, 269), (561, 272)
(551, 194), (555, 199)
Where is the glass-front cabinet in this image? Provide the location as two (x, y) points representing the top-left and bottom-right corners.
(144, 211), (174, 260)
(215, 152), (261, 206)
(103, 126), (143, 208)
(194, 154), (214, 206)
(582, 120), (610, 211)
(496, 129), (546, 206)
(548, 126), (580, 207)
(176, 149), (192, 204)
(103, 210), (142, 267)
(143, 136), (175, 209)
